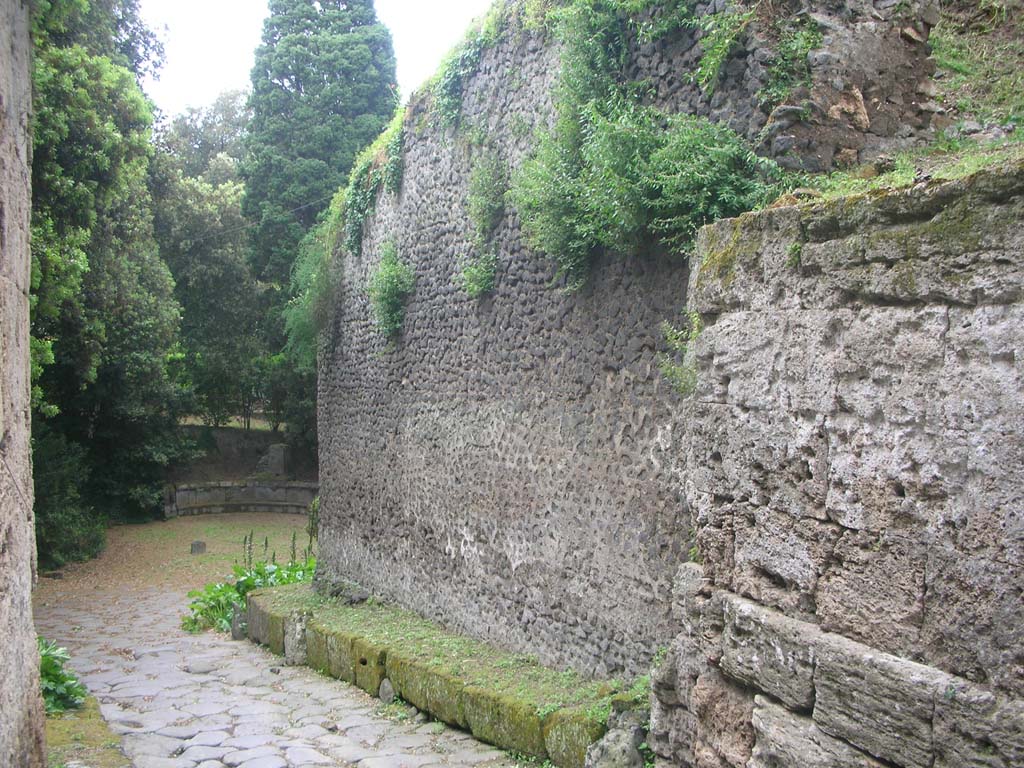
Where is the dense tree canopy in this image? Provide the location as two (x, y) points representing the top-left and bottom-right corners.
(30, 0), (187, 565)
(243, 0), (397, 286)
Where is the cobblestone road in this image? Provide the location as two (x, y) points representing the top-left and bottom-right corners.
(35, 581), (515, 768)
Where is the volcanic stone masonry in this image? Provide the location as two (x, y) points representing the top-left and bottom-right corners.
(316, 1), (1022, 766)
(0, 0), (45, 765)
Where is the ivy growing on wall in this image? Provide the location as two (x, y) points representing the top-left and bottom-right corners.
(344, 108), (406, 257)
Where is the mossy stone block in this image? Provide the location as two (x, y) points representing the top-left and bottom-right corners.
(267, 611), (285, 656)
(327, 629), (359, 684)
(543, 707), (606, 768)
(306, 623), (329, 674)
(463, 685), (547, 759)
(352, 636), (387, 696)
(246, 596), (269, 646)
(386, 651), (467, 728)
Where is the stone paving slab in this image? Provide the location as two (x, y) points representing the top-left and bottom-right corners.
(35, 588), (515, 768)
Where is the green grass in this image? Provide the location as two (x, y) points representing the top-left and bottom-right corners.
(929, 11), (1024, 125)
(47, 697), (129, 768)
(255, 583), (641, 718)
(807, 135), (1024, 200)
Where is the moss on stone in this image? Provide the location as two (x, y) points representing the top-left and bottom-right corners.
(387, 650), (468, 728)
(543, 706), (607, 768)
(463, 685), (547, 758)
(353, 636), (388, 696)
(250, 584), (640, 767)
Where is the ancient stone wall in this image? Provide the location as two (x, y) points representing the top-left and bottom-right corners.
(319, 0), (976, 683)
(0, 0), (45, 764)
(650, 164), (1024, 767)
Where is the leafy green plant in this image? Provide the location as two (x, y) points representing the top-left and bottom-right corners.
(658, 311), (703, 396)
(432, 4), (510, 126)
(759, 16), (823, 108)
(467, 151), (507, 246)
(182, 530), (317, 633)
(39, 637), (87, 714)
(368, 241), (416, 336)
(343, 109), (406, 257)
(512, 0), (783, 289)
(694, 6), (757, 94)
(460, 251), (498, 298)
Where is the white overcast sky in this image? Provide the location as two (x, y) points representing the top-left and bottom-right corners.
(140, 0), (496, 118)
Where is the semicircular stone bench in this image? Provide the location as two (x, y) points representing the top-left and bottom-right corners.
(163, 481), (318, 518)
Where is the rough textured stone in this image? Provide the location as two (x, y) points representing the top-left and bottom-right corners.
(720, 594), (819, 711)
(0, 1), (44, 765)
(165, 480), (317, 518)
(749, 696), (884, 768)
(812, 632), (950, 768)
(317, 0), (944, 681)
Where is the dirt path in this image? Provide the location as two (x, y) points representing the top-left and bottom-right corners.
(34, 514), (515, 768)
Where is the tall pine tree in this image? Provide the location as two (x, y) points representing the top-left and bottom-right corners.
(243, 0), (396, 287)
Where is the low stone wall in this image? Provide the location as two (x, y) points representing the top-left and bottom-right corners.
(163, 481), (318, 518)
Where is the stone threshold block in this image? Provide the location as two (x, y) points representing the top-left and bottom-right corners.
(246, 583), (641, 768)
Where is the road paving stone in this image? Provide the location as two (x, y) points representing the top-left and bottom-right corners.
(36, 587), (517, 768)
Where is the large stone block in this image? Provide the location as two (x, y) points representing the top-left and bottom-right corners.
(813, 632), (950, 768)
(691, 669), (755, 768)
(720, 595), (819, 711)
(749, 696), (885, 768)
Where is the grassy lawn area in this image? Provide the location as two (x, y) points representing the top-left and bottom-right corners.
(34, 512), (311, 603)
(46, 697), (130, 768)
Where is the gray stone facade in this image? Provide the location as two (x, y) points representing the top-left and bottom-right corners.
(0, 0), (45, 764)
(317, 2), (1023, 764)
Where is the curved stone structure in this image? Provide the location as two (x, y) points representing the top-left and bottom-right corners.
(163, 481), (319, 519)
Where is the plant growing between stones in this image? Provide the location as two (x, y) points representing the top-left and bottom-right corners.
(693, 5), (758, 94)
(368, 242), (416, 336)
(758, 15), (824, 108)
(657, 311), (703, 396)
(511, 0), (784, 289)
(460, 151), (507, 297)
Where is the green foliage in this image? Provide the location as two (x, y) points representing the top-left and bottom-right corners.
(657, 311), (703, 396)
(459, 251), (499, 298)
(39, 638), (87, 715)
(512, 0), (781, 288)
(33, 424), (105, 568)
(431, 3), (510, 126)
(182, 540), (317, 634)
(242, 0), (397, 286)
(467, 151), (507, 246)
(930, 13), (1024, 125)
(694, 6), (757, 94)
(155, 89), (251, 179)
(343, 108), (406, 257)
(368, 242), (416, 336)
(30, 0), (194, 555)
(759, 16), (823, 108)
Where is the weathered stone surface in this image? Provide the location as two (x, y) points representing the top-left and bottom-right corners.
(691, 669), (754, 768)
(165, 480), (317, 518)
(749, 696), (884, 768)
(0, 1), (44, 765)
(720, 595), (819, 711)
(812, 632), (950, 768)
(932, 679), (1024, 768)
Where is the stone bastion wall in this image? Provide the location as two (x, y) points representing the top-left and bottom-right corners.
(318, 0), (946, 679)
(317, 2), (1022, 765)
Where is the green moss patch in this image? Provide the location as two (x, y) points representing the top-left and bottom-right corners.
(248, 583), (648, 767)
(46, 696), (129, 768)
